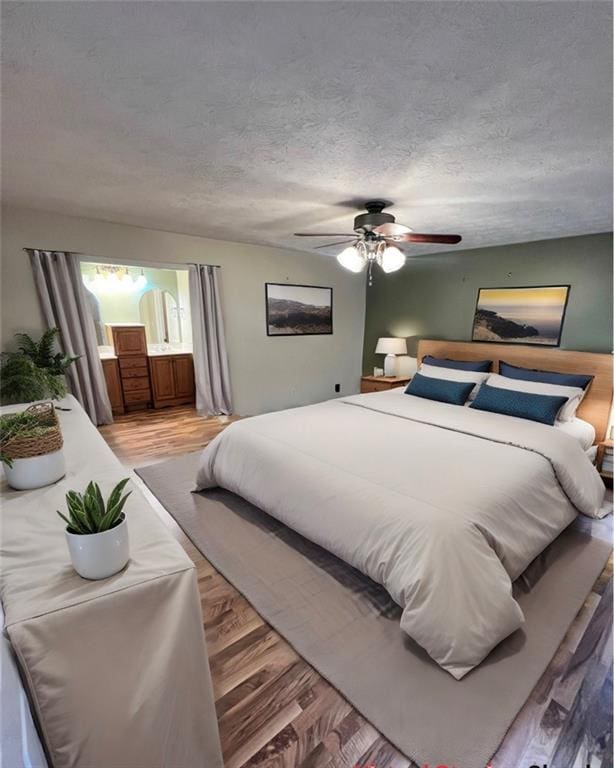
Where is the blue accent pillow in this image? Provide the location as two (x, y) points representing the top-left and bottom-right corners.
(423, 355), (492, 373)
(499, 360), (593, 390)
(405, 373), (475, 405)
(470, 382), (568, 425)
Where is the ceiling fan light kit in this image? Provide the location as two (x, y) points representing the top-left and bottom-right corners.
(295, 200), (462, 285)
(336, 241), (407, 285)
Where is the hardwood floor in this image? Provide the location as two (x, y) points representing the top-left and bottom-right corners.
(98, 405), (238, 468)
(100, 406), (613, 768)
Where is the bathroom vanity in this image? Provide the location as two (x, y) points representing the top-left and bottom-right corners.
(101, 324), (195, 413)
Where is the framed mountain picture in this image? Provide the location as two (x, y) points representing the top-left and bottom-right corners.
(265, 283), (333, 336)
(472, 285), (570, 346)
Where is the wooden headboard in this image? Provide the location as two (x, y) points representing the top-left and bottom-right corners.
(417, 339), (613, 442)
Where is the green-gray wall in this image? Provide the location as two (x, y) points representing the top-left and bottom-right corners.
(1, 206), (366, 416)
(363, 233), (613, 372)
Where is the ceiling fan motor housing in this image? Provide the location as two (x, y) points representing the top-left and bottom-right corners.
(353, 211), (394, 232)
(353, 200), (394, 233)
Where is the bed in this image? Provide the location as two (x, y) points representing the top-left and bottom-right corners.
(196, 340), (612, 679)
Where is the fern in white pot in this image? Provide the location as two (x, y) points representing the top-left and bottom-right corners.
(58, 479), (131, 580)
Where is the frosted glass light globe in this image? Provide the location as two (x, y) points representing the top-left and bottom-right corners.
(337, 245), (367, 272)
(380, 246), (406, 273)
(336, 246), (365, 273)
(120, 271), (134, 291)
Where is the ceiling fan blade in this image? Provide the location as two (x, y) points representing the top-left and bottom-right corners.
(373, 222), (412, 237)
(294, 232), (356, 237)
(392, 233), (462, 244)
(313, 239), (356, 250)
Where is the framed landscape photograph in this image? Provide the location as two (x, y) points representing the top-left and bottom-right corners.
(472, 285), (570, 346)
(265, 283), (333, 336)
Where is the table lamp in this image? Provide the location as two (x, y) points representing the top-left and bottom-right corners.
(397, 355), (418, 378)
(375, 337), (407, 376)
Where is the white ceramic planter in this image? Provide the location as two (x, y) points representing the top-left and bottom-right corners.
(3, 449), (66, 490)
(66, 517), (130, 580)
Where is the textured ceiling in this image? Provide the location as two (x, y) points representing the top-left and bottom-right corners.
(2, 1), (612, 257)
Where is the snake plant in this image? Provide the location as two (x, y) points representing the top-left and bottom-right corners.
(57, 479), (131, 535)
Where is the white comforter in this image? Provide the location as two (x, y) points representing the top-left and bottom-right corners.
(196, 389), (605, 678)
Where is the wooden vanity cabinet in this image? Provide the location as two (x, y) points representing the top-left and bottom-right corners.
(149, 355), (195, 408)
(101, 324), (194, 411)
(173, 356), (196, 399)
(149, 357), (175, 401)
(104, 325), (152, 411)
(101, 358), (125, 415)
(105, 324), (148, 357)
(118, 356), (152, 409)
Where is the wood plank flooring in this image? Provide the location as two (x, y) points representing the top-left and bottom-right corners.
(100, 406), (613, 768)
(98, 405), (239, 468)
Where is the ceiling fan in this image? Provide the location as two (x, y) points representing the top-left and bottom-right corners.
(294, 201), (462, 284)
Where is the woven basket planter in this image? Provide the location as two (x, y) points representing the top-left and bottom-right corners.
(2, 402), (65, 490)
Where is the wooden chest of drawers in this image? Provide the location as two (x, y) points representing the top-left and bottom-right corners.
(106, 326), (153, 411)
(119, 354), (151, 408)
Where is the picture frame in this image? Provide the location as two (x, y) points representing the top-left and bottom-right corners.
(265, 283), (333, 336)
(471, 285), (570, 347)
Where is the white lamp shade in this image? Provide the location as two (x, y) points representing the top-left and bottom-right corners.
(336, 246), (365, 273)
(380, 246), (406, 273)
(375, 337), (407, 356)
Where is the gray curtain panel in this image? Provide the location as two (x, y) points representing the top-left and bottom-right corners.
(29, 250), (113, 425)
(188, 265), (233, 415)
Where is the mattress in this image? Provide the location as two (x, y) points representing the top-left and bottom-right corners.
(196, 388), (606, 678)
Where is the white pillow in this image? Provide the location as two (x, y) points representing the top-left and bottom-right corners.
(419, 363), (490, 401)
(485, 373), (584, 422)
(555, 418), (595, 451)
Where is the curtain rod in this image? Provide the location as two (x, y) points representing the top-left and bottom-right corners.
(23, 248), (221, 269)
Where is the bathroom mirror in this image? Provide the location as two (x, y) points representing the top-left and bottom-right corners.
(83, 286), (106, 345)
(139, 289), (181, 344)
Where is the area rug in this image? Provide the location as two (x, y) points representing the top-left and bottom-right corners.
(137, 452), (611, 768)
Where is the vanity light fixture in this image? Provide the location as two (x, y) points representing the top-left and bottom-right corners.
(85, 266), (147, 294)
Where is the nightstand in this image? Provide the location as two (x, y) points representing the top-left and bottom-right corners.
(360, 375), (411, 394)
(596, 439), (613, 486)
